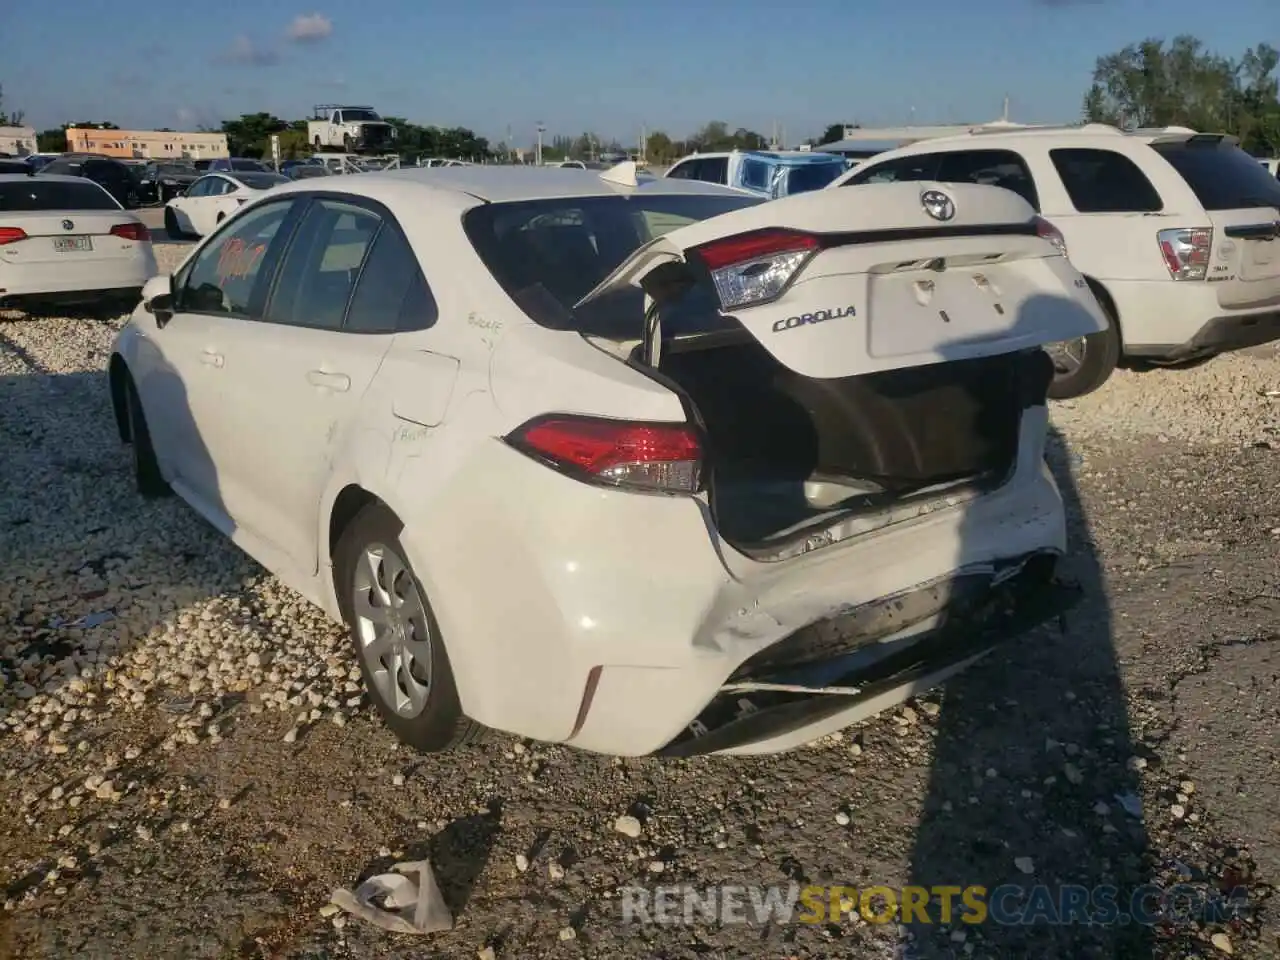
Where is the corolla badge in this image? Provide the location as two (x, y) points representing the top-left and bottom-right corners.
(61, 219), (75, 231)
(920, 190), (956, 222)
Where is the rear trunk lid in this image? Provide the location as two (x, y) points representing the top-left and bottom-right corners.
(575, 180), (1108, 378)
(1149, 136), (1280, 309)
(0, 211), (147, 265)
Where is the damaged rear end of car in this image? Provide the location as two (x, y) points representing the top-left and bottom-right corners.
(456, 178), (1105, 756)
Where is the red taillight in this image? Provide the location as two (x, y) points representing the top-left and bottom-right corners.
(688, 228), (821, 311)
(0, 227), (28, 245)
(508, 415), (702, 494)
(692, 228), (820, 270)
(1156, 227), (1212, 281)
(1032, 216), (1068, 258)
(109, 222), (150, 242)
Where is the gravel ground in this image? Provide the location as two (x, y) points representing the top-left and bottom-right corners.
(1, 245), (1277, 959)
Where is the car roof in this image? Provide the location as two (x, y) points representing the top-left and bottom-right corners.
(367, 165), (750, 202)
(1, 173), (90, 184)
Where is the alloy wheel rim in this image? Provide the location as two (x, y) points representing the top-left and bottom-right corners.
(1046, 337), (1087, 377)
(351, 542), (433, 718)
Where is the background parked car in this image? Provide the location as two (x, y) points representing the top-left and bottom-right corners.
(665, 149), (850, 199)
(205, 158), (270, 174)
(0, 159), (29, 174)
(38, 154), (141, 209)
(0, 173), (156, 313)
(283, 165), (332, 181)
(135, 161), (200, 205)
(163, 171), (289, 238)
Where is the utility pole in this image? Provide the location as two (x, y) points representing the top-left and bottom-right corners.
(640, 124), (646, 162)
(535, 123), (545, 166)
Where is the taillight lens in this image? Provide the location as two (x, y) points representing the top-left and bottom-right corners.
(110, 222), (150, 242)
(1157, 227), (1212, 281)
(1032, 216), (1068, 258)
(507, 415), (702, 494)
(0, 227), (28, 245)
(689, 228), (820, 310)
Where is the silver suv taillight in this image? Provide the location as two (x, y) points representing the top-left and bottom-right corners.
(1157, 227), (1212, 281)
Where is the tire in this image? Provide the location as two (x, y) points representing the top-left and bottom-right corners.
(314, 136), (323, 152)
(124, 373), (171, 499)
(216, 212), (226, 225)
(343, 133), (353, 153)
(163, 207), (183, 240)
(333, 502), (485, 752)
(1046, 284), (1121, 400)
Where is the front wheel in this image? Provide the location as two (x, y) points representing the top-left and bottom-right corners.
(333, 502), (485, 753)
(124, 373), (171, 499)
(1046, 294), (1121, 400)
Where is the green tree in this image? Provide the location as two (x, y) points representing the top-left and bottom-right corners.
(819, 123), (848, 145)
(645, 130), (674, 162)
(1083, 35), (1280, 153)
(37, 128), (67, 152)
(221, 112), (290, 157)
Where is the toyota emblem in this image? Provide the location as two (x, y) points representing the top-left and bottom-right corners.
(920, 190), (956, 222)
(61, 219), (75, 231)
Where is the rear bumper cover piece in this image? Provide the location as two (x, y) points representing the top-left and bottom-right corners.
(657, 553), (1079, 757)
(1130, 309), (1280, 361)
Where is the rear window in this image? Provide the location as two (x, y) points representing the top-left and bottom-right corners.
(0, 180), (120, 211)
(463, 193), (762, 336)
(785, 161), (846, 194)
(1152, 141), (1280, 210)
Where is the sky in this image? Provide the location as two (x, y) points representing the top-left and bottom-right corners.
(1, 0), (1275, 146)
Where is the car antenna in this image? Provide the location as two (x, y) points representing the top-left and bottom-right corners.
(599, 160), (643, 187)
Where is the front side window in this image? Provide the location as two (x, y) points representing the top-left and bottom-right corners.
(177, 201), (296, 316)
(263, 199), (380, 329)
(1049, 148), (1163, 213)
(739, 158), (772, 192)
(695, 156), (729, 183)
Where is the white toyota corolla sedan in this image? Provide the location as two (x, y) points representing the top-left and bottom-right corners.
(163, 171), (290, 239)
(1, 173), (157, 312)
(109, 164), (1106, 757)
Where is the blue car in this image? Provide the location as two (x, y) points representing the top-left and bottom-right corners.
(664, 149), (850, 199)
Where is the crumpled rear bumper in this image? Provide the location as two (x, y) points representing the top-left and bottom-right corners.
(657, 552), (1080, 757)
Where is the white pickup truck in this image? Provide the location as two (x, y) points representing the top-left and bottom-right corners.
(307, 105), (397, 153)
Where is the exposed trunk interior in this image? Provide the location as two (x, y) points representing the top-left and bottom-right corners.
(648, 329), (1053, 555)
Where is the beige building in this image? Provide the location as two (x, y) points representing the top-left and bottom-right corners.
(65, 127), (230, 160)
(0, 125), (38, 156)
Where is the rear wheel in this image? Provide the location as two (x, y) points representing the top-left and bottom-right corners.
(333, 502), (485, 753)
(1046, 285), (1121, 400)
(343, 133), (353, 152)
(124, 373), (171, 499)
(163, 207), (183, 240)
(314, 135), (323, 151)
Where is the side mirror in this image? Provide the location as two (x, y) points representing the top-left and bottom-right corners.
(141, 274), (175, 326)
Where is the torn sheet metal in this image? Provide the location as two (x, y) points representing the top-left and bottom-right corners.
(329, 860), (452, 935)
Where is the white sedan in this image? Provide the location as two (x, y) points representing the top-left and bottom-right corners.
(163, 171), (289, 239)
(109, 164), (1106, 757)
(0, 173), (157, 312)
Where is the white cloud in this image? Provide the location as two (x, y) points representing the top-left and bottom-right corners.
(286, 13), (333, 43)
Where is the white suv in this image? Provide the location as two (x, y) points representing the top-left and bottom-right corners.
(829, 125), (1280, 398)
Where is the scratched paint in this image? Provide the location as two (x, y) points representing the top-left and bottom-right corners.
(216, 238), (267, 282)
(466, 312), (503, 332)
(393, 424), (433, 443)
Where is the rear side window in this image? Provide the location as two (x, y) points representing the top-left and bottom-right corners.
(1049, 148), (1162, 213)
(344, 225), (438, 333)
(696, 156), (729, 183)
(0, 180), (120, 211)
(936, 150), (1039, 210)
(263, 199), (379, 330)
(1151, 141), (1280, 210)
(666, 161), (696, 180)
(844, 153), (941, 185)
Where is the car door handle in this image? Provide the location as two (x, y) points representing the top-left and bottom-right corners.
(307, 370), (350, 392)
(201, 349), (224, 368)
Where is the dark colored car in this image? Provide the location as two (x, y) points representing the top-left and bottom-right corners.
(284, 164), (332, 180)
(37, 154), (140, 208)
(0, 159), (29, 174)
(24, 155), (56, 173)
(136, 161), (200, 204)
(205, 157), (269, 173)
